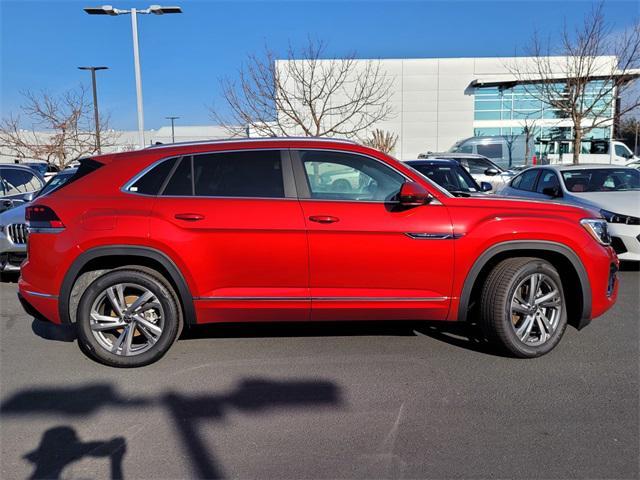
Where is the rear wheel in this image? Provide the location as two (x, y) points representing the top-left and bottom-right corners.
(480, 257), (567, 358)
(75, 269), (181, 367)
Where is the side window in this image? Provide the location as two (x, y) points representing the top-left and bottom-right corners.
(162, 156), (193, 196)
(476, 143), (503, 159)
(129, 157), (177, 194)
(514, 169), (540, 191)
(458, 144), (473, 154)
(466, 158), (490, 174)
(299, 150), (404, 201)
(1, 168), (42, 195)
(615, 144), (630, 158)
(193, 150), (284, 198)
(536, 170), (560, 193)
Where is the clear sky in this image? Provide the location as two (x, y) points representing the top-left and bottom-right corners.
(1, 0), (638, 130)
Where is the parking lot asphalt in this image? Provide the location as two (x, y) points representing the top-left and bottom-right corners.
(0, 270), (638, 480)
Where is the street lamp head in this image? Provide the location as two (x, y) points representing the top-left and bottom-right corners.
(149, 5), (182, 15)
(78, 66), (109, 71)
(84, 5), (120, 15)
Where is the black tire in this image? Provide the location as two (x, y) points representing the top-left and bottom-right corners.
(76, 269), (182, 367)
(480, 257), (567, 358)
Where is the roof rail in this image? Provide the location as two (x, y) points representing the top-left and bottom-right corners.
(145, 136), (360, 150)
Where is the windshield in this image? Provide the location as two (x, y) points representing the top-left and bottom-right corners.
(561, 169), (640, 193)
(410, 163), (480, 194)
(36, 171), (75, 198)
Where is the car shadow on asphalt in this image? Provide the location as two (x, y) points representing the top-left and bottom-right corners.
(182, 319), (507, 357)
(29, 316), (507, 356)
(1, 378), (342, 480)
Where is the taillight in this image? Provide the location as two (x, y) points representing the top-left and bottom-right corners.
(25, 205), (65, 231)
(532, 155), (537, 165)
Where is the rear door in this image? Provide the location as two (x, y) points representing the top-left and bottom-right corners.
(293, 149), (454, 321)
(148, 149), (310, 323)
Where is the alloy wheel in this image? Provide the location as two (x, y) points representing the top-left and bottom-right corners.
(89, 282), (165, 356)
(510, 273), (562, 347)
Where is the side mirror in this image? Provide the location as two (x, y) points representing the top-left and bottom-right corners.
(399, 181), (431, 206)
(484, 168), (500, 176)
(542, 186), (562, 197)
(23, 192), (34, 202)
(480, 182), (493, 192)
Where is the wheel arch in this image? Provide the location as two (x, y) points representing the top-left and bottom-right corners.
(59, 245), (196, 325)
(459, 240), (592, 330)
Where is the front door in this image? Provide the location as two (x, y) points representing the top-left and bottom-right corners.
(292, 149), (454, 321)
(149, 149), (309, 323)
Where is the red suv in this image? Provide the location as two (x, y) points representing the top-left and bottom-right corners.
(18, 138), (619, 367)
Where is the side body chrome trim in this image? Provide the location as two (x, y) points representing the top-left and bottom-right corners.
(405, 233), (465, 240)
(28, 227), (65, 234)
(24, 290), (58, 299)
(194, 296), (449, 302)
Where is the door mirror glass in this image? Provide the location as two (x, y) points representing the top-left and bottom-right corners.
(480, 181), (493, 192)
(484, 167), (500, 176)
(399, 181), (431, 206)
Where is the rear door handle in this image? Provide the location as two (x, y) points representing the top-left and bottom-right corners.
(175, 213), (205, 222)
(309, 215), (339, 224)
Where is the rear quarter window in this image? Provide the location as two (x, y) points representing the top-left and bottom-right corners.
(129, 157), (178, 195)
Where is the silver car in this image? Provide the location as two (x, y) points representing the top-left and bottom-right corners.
(496, 164), (640, 262)
(0, 169), (76, 277)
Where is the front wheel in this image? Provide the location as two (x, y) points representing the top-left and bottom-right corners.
(75, 269), (181, 367)
(480, 257), (567, 358)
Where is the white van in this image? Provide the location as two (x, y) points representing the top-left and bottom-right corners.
(541, 139), (637, 165)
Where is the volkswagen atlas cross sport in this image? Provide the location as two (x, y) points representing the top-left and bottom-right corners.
(18, 138), (619, 367)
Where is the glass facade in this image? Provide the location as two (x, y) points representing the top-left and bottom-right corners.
(474, 82), (614, 124)
(474, 126), (611, 139)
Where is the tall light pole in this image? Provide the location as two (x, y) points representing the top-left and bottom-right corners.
(78, 66), (108, 153)
(165, 116), (179, 143)
(84, 4), (182, 148)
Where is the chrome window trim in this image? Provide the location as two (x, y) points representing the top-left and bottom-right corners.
(121, 148), (291, 199)
(121, 146), (452, 200)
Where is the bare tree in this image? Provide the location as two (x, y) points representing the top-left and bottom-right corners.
(211, 39), (395, 138)
(521, 117), (540, 165)
(0, 86), (118, 168)
(361, 129), (398, 154)
(509, 2), (640, 164)
(501, 130), (519, 168)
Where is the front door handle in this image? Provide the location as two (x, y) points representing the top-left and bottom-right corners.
(175, 213), (205, 222)
(309, 215), (339, 224)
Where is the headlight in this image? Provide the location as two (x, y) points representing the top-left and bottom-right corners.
(581, 218), (611, 245)
(600, 209), (640, 226)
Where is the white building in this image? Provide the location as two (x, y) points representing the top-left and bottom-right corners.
(276, 55), (632, 160)
(0, 125), (230, 164)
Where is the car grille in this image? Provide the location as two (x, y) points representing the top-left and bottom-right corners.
(7, 223), (28, 245)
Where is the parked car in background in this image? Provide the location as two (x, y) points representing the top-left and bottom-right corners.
(541, 139), (637, 165)
(0, 169), (76, 278)
(0, 164), (44, 213)
(19, 138), (618, 367)
(416, 152), (513, 191)
(444, 135), (537, 169)
(24, 162), (61, 180)
(626, 159), (640, 170)
(405, 158), (493, 196)
(496, 165), (640, 262)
